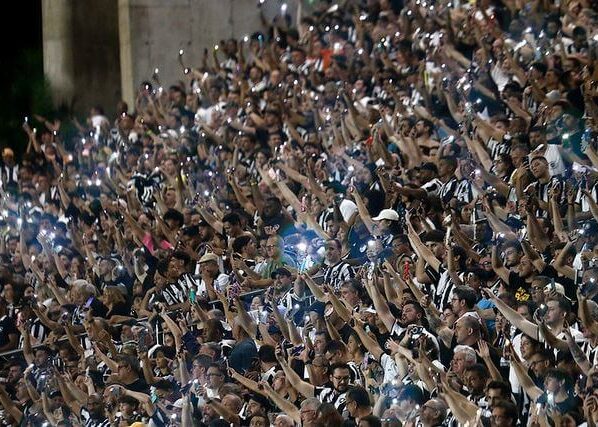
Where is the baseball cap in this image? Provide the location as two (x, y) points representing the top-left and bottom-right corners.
(270, 267), (292, 279)
(372, 209), (400, 222)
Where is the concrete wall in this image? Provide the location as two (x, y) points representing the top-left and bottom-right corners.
(119, 0), (299, 108)
(43, 0), (298, 116)
(42, 0), (121, 117)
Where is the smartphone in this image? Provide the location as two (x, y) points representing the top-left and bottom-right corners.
(84, 296), (94, 309)
(138, 328), (148, 353)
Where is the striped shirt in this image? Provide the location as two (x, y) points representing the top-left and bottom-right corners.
(525, 176), (565, 218)
(315, 386), (347, 411)
(80, 408), (110, 427)
(322, 261), (356, 292)
(18, 317), (49, 348)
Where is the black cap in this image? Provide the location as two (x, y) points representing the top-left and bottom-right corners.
(270, 267), (292, 279)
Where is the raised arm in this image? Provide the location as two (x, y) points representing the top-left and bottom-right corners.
(491, 245), (511, 284)
(482, 288), (538, 339)
(363, 276), (397, 333)
(260, 381), (301, 424)
(275, 353), (315, 398)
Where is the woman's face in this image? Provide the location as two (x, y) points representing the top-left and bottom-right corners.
(250, 297), (262, 311)
(2, 284), (14, 300)
(347, 335), (359, 354)
(164, 333), (175, 348)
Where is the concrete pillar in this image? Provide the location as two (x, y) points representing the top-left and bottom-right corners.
(42, 0), (121, 117)
(42, 0), (76, 108)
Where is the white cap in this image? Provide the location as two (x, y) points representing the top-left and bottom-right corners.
(544, 282), (566, 296)
(372, 209), (400, 222)
(339, 199), (358, 223)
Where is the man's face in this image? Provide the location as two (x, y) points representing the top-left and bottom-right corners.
(510, 149), (527, 168)
(517, 256), (534, 278)
(324, 240), (341, 264)
(544, 300), (565, 326)
(450, 295), (464, 315)
(517, 305), (532, 321)
(528, 353), (550, 378)
(425, 241), (445, 260)
(7, 365), (22, 383)
(503, 247), (521, 268)
(117, 362), (133, 381)
(491, 407), (514, 427)
(207, 367), (224, 389)
(519, 336), (536, 360)
(266, 238), (280, 259)
(273, 274), (291, 290)
(242, 239), (257, 258)
(169, 257), (185, 278)
(330, 367), (351, 392)
(453, 319), (471, 344)
(313, 334), (328, 354)
(35, 350), (49, 367)
(400, 303), (421, 325)
(99, 259), (114, 276)
(530, 158), (548, 179)
(464, 370), (486, 394)
(246, 399), (265, 417)
(340, 285), (360, 307)
(486, 388), (505, 409)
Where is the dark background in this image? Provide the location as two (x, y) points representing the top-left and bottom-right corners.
(1, 0), (52, 159)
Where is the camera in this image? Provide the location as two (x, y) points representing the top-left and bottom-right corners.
(410, 326), (424, 339)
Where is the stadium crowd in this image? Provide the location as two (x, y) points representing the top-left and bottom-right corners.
(1, 0), (598, 425)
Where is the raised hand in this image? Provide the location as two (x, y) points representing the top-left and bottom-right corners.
(476, 340), (490, 359)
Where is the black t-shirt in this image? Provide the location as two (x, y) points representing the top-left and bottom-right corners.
(123, 376), (149, 393)
(507, 271), (532, 301)
(0, 315), (18, 347)
(536, 392), (581, 414)
(107, 301), (131, 318)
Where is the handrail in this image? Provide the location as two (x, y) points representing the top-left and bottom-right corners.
(0, 289), (267, 361)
